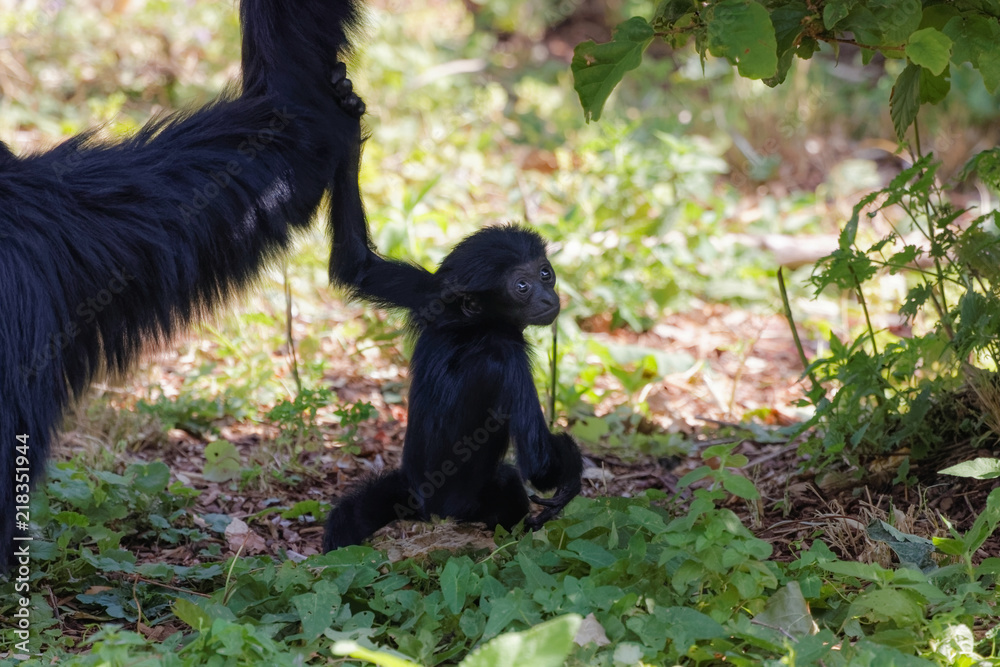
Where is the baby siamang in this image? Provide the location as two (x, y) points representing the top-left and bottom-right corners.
(323, 225), (583, 550)
(0, 0), (373, 569)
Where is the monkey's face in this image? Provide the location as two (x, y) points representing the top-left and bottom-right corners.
(505, 256), (560, 327)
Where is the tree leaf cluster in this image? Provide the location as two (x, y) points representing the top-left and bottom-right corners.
(573, 0), (1000, 139)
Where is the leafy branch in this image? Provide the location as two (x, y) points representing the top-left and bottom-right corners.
(572, 0), (997, 140)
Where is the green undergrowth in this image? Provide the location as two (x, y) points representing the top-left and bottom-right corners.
(2, 454), (999, 666)
(787, 151), (1000, 473)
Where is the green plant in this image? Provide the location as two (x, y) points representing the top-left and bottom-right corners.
(8, 462), (1000, 665)
(137, 391), (249, 436)
(573, 0), (1000, 141)
(678, 441), (761, 501)
(789, 153), (1000, 469)
(266, 387), (335, 452)
(334, 399), (378, 452)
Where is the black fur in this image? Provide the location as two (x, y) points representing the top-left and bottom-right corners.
(324, 225), (583, 550)
(0, 0), (368, 570)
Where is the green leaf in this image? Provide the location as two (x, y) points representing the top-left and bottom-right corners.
(866, 520), (936, 571)
(483, 596), (521, 639)
(517, 552), (557, 590)
(440, 558), (466, 615)
(942, 15), (999, 67)
(942, 15), (1000, 91)
(889, 63), (921, 141)
(848, 588), (924, 626)
(706, 0), (778, 79)
(906, 28), (952, 75)
(627, 505), (669, 533)
(765, 3), (810, 86)
(655, 0), (695, 27)
(754, 582), (816, 640)
(127, 461), (171, 495)
(567, 539), (617, 568)
(962, 487), (1000, 554)
(823, 0), (856, 29)
(819, 559), (889, 582)
(282, 499), (323, 520)
(173, 598), (211, 630)
(293, 584), (338, 641)
(840, 213), (859, 249)
(659, 607), (726, 652)
(53, 510), (90, 527)
(841, 6), (881, 47)
(572, 17), (654, 122)
(771, 3), (809, 55)
(677, 465), (713, 488)
(959, 148), (1000, 187)
(871, 0), (922, 46)
(979, 48), (1000, 93)
(464, 614), (582, 667)
(932, 536), (966, 556)
(721, 474), (760, 500)
(900, 282), (933, 320)
(918, 5), (960, 31)
(203, 440), (241, 483)
(765, 47), (796, 87)
(939, 457), (1000, 480)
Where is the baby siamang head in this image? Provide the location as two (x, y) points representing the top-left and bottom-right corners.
(436, 224), (560, 328)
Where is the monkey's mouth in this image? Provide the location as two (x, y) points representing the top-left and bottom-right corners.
(526, 305), (560, 326)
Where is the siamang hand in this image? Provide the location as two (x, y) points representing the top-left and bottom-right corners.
(331, 62), (366, 118)
(525, 433), (582, 529)
(526, 485), (579, 529)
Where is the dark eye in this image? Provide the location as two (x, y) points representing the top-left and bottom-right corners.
(539, 265), (553, 282)
(516, 279), (531, 294)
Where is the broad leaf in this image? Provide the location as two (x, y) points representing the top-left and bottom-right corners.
(866, 520), (936, 571)
(461, 614), (582, 667)
(754, 582), (817, 640)
(202, 440), (241, 483)
(942, 15), (999, 66)
(572, 17), (654, 122)
(889, 63), (921, 141)
(906, 28), (952, 75)
(823, 0), (856, 29)
(939, 457), (1000, 480)
(871, 0), (922, 46)
(919, 65), (950, 104)
(963, 488), (1000, 554)
(706, 0), (778, 79)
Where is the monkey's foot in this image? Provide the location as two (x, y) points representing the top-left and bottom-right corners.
(331, 62), (366, 118)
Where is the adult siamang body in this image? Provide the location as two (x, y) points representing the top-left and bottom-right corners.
(0, 0), (373, 569)
(323, 225), (583, 550)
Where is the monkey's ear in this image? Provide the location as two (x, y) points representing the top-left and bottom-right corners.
(461, 295), (482, 318)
